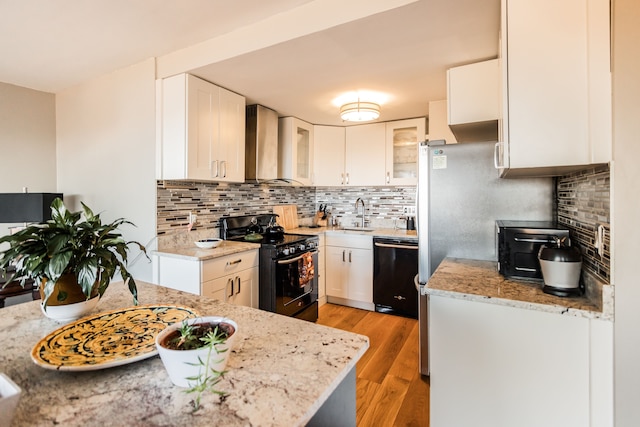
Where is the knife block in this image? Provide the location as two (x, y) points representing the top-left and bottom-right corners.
(314, 212), (327, 227)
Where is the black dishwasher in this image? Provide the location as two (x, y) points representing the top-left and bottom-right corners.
(373, 237), (418, 319)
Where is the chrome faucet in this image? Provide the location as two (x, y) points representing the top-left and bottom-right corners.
(355, 197), (366, 228)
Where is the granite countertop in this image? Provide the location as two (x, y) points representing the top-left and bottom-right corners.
(424, 257), (611, 320)
(292, 226), (418, 240)
(1, 281), (369, 426)
(153, 240), (260, 261)
(153, 227), (416, 261)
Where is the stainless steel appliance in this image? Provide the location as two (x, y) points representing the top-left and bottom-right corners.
(496, 220), (570, 281)
(416, 140), (555, 375)
(220, 214), (319, 322)
(373, 237), (418, 319)
(538, 237), (583, 297)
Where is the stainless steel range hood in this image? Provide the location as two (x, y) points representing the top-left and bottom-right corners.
(245, 104), (279, 181)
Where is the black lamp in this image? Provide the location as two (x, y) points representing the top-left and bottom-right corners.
(0, 193), (63, 223)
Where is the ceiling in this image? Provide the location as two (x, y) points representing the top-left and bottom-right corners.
(0, 0), (500, 126)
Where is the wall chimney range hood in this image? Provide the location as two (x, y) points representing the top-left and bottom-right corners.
(245, 104), (302, 185)
(245, 104), (279, 182)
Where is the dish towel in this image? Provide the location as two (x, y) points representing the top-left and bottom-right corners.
(298, 252), (314, 287)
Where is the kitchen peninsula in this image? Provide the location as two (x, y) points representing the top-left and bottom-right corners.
(0, 281), (369, 426)
(425, 257), (613, 427)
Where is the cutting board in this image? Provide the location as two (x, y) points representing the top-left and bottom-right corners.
(273, 205), (298, 230)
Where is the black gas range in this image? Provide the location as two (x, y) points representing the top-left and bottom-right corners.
(220, 215), (319, 322)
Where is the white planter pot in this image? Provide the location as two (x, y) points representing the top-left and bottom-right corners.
(155, 316), (237, 388)
(0, 373), (21, 427)
(40, 295), (100, 323)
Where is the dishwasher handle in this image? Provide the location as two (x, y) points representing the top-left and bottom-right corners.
(374, 241), (418, 250)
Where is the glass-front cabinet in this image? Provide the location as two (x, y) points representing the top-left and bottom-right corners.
(385, 118), (426, 185)
(278, 117), (314, 185)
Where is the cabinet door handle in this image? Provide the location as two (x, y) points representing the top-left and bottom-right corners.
(227, 278), (234, 298)
(227, 259), (242, 266)
(341, 173), (344, 185)
(345, 173), (350, 185)
(386, 172), (390, 184)
(342, 250), (345, 262)
(212, 160), (219, 177)
(221, 160), (227, 178)
(236, 276), (241, 294)
(349, 251), (352, 263)
(494, 142), (505, 169)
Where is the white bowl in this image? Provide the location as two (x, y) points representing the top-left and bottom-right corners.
(156, 316), (237, 388)
(195, 238), (222, 249)
(0, 373), (21, 427)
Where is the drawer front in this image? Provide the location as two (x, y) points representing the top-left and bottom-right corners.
(325, 233), (372, 249)
(202, 249), (259, 283)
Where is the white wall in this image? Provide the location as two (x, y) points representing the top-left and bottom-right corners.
(613, 0), (640, 425)
(55, 58), (157, 285)
(0, 83), (56, 237)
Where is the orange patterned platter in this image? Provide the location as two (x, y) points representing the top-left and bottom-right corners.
(31, 305), (199, 371)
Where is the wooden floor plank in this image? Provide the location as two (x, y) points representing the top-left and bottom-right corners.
(359, 314), (415, 384)
(318, 303), (430, 427)
(348, 312), (398, 373)
(356, 376), (381, 426)
(317, 303), (368, 329)
(393, 370), (431, 427)
(387, 321), (420, 382)
(359, 375), (410, 427)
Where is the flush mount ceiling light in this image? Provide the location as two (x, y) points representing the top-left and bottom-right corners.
(340, 99), (380, 122)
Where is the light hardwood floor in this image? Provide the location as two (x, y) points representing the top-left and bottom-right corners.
(317, 303), (430, 427)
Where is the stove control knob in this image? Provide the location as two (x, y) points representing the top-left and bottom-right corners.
(299, 244), (307, 251)
(281, 247), (290, 256)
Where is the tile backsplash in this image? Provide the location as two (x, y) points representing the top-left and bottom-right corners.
(157, 167), (611, 288)
(557, 164), (610, 283)
(157, 181), (416, 236)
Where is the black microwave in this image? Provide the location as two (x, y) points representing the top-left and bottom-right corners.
(496, 220), (571, 280)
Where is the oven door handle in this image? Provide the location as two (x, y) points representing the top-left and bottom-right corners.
(277, 250), (318, 265)
(513, 237), (552, 244)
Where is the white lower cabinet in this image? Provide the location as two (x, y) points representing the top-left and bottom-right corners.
(153, 249), (259, 309)
(325, 233), (373, 311)
(429, 295), (613, 427)
(203, 264), (256, 308)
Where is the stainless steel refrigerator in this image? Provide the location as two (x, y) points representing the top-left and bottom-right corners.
(416, 140), (555, 375)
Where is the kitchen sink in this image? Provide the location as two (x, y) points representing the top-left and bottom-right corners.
(341, 227), (375, 232)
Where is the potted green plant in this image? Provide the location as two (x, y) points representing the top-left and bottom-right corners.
(155, 316), (237, 411)
(0, 198), (146, 321)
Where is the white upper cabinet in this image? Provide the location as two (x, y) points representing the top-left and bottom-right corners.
(447, 59), (500, 143)
(313, 125), (346, 186)
(217, 86), (247, 182)
(428, 100), (458, 144)
(385, 118), (425, 185)
(498, 0), (611, 177)
(345, 123), (386, 186)
(314, 120), (425, 187)
(279, 117), (314, 185)
(159, 73), (245, 182)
